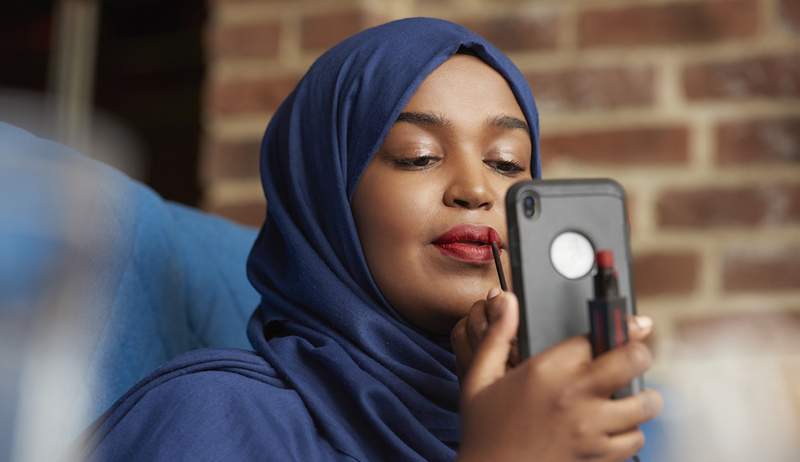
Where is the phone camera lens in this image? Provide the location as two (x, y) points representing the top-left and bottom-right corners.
(523, 194), (536, 218)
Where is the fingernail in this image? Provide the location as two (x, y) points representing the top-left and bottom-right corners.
(487, 296), (505, 323)
(487, 287), (501, 300)
(634, 315), (653, 330)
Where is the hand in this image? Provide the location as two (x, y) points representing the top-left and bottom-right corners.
(450, 288), (653, 381)
(451, 288), (520, 381)
(456, 291), (662, 462)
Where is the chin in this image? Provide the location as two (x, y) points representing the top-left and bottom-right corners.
(398, 297), (467, 336)
(427, 292), (488, 334)
(382, 269), (497, 335)
(424, 313), (463, 337)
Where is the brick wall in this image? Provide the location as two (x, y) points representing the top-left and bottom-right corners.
(203, 1), (800, 449)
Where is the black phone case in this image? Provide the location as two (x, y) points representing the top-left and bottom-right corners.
(506, 179), (643, 395)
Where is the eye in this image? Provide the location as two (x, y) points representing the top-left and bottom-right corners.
(485, 158), (524, 175)
(393, 155), (441, 170)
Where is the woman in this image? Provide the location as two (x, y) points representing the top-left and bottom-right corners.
(85, 17), (661, 461)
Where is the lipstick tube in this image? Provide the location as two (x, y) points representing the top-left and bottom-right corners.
(588, 250), (635, 399)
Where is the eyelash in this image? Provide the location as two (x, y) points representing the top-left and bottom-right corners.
(393, 155), (441, 169)
(393, 155), (525, 175)
(486, 159), (525, 175)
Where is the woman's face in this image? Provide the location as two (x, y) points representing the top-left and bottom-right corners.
(352, 54), (533, 335)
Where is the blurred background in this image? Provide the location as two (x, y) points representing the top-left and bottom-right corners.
(2, 0), (799, 460)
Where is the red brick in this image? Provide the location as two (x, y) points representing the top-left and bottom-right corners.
(209, 21), (281, 59)
(300, 9), (369, 51)
(723, 247), (800, 292)
(207, 200), (266, 228)
(683, 53), (800, 101)
(527, 66), (655, 112)
(780, 0), (800, 33)
(674, 310), (800, 355)
(540, 126), (688, 167)
(716, 116), (800, 165)
(633, 251), (700, 297)
(461, 14), (558, 52)
(208, 75), (300, 115)
(578, 0), (758, 48)
(202, 139), (262, 181)
(656, 184), (800, 228)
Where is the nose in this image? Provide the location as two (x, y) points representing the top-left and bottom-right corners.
(442, 157), (494, 211)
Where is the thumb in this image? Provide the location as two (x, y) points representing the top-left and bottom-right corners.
(461, 291), (519, 402)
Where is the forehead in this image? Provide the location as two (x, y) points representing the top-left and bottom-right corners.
(401, 54), (525, 118)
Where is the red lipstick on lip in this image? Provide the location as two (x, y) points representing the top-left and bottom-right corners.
(432, 225), (502, 263)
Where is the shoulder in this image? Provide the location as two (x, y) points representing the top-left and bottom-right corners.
(86, 348), (355, 462)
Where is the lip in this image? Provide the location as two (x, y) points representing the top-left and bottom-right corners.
(432, 224), (502, 264)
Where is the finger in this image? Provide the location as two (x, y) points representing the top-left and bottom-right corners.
(585, 341), (652, 397)
(450, 317), (472, 379)
(532, 335), (593, 380)
(461, 291), (519, 402)
(603, 428), (645, 462)
(597, 389), (663, 434)
(466, 299), (489, 350)
(627, 315), (653, 342)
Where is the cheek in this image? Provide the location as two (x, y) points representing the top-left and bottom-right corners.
(356, 174), (441, 264)
(353, 169), (440, 269)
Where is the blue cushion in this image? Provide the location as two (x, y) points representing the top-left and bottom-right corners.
(0, 122), (260, 425)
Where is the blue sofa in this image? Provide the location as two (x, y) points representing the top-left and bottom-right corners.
(0, 122), (260, 429)
(0, 122), (669, 460)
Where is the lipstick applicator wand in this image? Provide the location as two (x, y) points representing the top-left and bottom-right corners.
(491, 242), (508, 291)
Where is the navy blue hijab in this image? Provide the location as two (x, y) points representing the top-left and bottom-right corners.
(86, 18), (540, 461)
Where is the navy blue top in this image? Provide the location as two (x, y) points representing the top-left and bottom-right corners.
(85, 17), (541, 461)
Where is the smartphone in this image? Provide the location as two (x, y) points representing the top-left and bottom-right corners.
(505, 178), (643, 396)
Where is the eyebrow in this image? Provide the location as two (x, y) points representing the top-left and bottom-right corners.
(396, 111), (452, 127)
(396, 111), (529, 132)
(488, 114), (529, 131)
